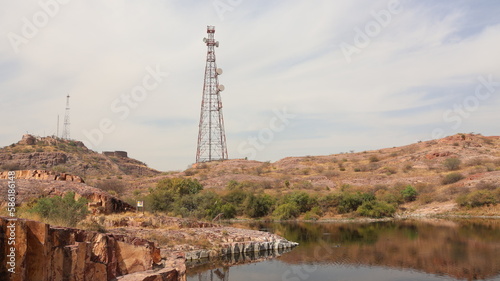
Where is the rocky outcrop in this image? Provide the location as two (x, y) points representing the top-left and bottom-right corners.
(0, 152), (69, 169)
(0, 178), (135, 214)
(0, 134), (161, 178)
(95, 214), (218, 229)
(0, 217), (176, 281)
(425, 151), (453, 159)
(0, 170), (84, 183)
(186, 239), (299, 261)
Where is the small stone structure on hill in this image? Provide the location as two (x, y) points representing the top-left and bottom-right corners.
(103, 151), (128, 158)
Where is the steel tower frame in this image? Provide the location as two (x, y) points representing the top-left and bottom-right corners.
(62, 94), (71, 140)
(196, 26), (228, 163)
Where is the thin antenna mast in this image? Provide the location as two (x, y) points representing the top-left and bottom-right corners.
(62, 94), (71, 140)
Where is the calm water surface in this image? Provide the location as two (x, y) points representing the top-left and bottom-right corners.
(187, 219), (500, 281)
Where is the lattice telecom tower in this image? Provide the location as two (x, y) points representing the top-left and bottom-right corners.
(196, 26), (228, 163)
(62, 94), (71, 140)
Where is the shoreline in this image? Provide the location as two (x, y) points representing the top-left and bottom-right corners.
(222, 214), (500, 224)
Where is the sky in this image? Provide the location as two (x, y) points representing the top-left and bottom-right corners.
(1, 0), (500, 171)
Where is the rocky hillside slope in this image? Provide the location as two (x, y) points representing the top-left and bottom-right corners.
(0, 170), (134, 215)
(143, 133), (499, 216)
(0, 134), (160, 179)
(180, 133), (500, 190)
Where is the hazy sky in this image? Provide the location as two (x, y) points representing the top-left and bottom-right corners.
(1, 0), (500, 171)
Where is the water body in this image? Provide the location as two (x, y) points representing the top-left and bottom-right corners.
(187, 219), (500, 281)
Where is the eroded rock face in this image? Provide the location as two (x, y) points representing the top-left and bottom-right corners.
(0, 217), (167, 281)
(0, 170), (83, 183)
(0, 174), (135, 215)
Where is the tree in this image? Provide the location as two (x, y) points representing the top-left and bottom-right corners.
(401, 185), (418, 202)
(156, 178), (203, 196)
(273, 202), (300, 220)
(244, 194), (275, 218)
(149, 178), (204, 212)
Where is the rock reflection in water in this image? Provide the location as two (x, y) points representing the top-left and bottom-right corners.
(188, 219), (500, 281)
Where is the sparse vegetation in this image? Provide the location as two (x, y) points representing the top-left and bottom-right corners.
(442, 172), (465, 185)
(356, 200), (396, 218)
(456, 190), (497, 208)
(443, 157), (461, 171)
(27, 192), (89, 227)
(95, 179), (126, 194)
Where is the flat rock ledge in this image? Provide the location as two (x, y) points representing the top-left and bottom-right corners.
(185, 239), (299, 261)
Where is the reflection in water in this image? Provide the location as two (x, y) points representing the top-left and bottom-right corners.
(187, 219), (500, 281)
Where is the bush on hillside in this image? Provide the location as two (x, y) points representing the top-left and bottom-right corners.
(356, 200), (396, 218)
(244, 194), (275, 218)
(456, 190), (496, 208)
(401, 185), (418, 202)
(444, 158), (461, 171)
(441, 173), (464, 185)
(29, 192), (88, 227)
(338, 192), (375, 214)
(273, 202), (300, 220)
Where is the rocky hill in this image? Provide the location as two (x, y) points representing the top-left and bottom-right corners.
(1, 133), (499, 217)
(180, 133), (500, 189)
(0, 170), (134, 215)
(0, 134), (161, 179)
(156, 133), (500, 216)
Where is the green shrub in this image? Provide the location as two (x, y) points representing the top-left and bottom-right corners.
(29, 192), (89, 227)
(220, 203), (237, 219)
(456, 190), (496, 208)
(273, 202), (300, 220)
(282, 191), (314, 213)
(223, 189), (248, 207)
(244, 194), (275, 218)
(401, 185), (418, 202)
(441, 172), (464, 185)
(149, 188), (176, 212)
(318, 194), (341, 212)
(156, 178), (203, 196)
(444, 158), (461, 171)
(338, 192), (375, 214)
(369, 156), (380, 163)
(356, 200), (396, 218)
